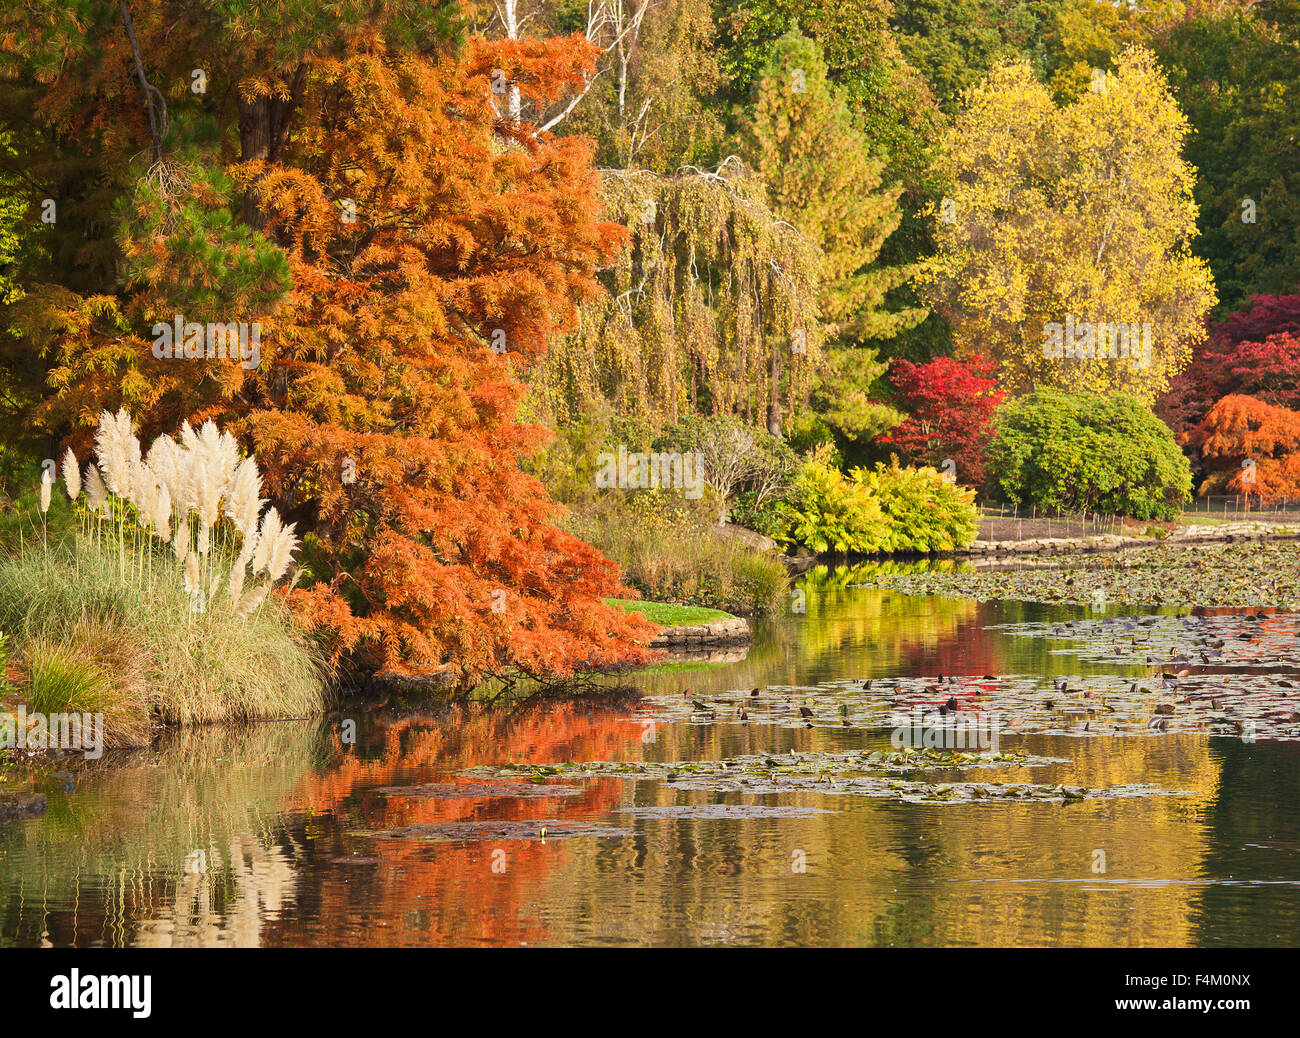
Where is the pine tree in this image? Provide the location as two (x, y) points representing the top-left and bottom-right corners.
(795, 346), (903, 461)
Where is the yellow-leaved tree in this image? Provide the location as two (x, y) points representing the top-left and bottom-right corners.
(923, 46), (1216, 402)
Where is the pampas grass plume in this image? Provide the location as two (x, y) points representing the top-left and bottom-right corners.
(267, 522), (298, 582)
(62, 448), (81, 501)
(251, 507), (282, 575)
(227, 560), (246, 608)
(234, 584), (268, 620)
(153, 484), (172, 542)
(84, 464), (107, 514)
(183, 550), (200, 595)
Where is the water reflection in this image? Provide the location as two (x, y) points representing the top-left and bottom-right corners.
(624, 561), (1158, 699)
(0, 724), (324, 947)
(2, 569), (1298, 947)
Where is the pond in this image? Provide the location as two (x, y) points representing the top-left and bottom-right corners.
(3, 563), (1299, 947)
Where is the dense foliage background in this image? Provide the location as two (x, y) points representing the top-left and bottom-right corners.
(3, 0), (1297, 680)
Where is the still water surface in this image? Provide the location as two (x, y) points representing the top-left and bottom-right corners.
(3, 568), (1299, 946)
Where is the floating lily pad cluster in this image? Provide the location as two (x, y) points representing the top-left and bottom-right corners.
(989, 611), (1300, 672)
(466, 747), (1051, 783)
(461, 752), (1186, 805)
(643, 678), (1008, 732)
(616, 804), (838, 818)
(638, 665), (1300, 741)
(852, 542), (1300, 609)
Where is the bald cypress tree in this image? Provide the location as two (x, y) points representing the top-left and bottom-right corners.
(0, 0), (657, 682)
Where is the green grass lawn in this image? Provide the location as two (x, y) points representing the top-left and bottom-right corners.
(607, 598), (736, 626)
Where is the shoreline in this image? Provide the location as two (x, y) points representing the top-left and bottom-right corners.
(962, 520), (1300, 557)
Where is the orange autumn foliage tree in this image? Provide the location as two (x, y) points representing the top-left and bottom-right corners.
(1191, 394), (1300, 501)
(0, 2), (655, 683)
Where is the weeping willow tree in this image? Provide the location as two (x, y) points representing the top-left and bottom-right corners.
(528, 157), (823, 435)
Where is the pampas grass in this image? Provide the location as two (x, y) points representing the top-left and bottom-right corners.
(267, 524), (295, 581)
(0, 539), (326, 733)
(234, 585), (268, 620)
(227, 558), (245, 608)
(21, 618), (151, 746)
(152, 483), (172, 541)
(7, 409), (329, 740)
(84, 464), (107, 514)
(173, 518), (190, 562)
(67, 408), (301, 619)
(183, 550), (200, 595)
(62, 448), (81, 501)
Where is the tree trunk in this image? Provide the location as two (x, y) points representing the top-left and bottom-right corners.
(238, 96), (274, 228)
(237, 71), (302, 229)
(503, 0), (523, 122)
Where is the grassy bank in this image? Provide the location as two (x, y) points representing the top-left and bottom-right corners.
(0, 533), (328, 745)
(607, 598), (736, 625)
(567, 496), (788, 616)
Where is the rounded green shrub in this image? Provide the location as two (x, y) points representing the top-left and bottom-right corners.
(987, 389), (1192, 520)
(781, 449), (981, 555)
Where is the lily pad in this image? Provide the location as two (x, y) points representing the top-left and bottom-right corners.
(373, 781), (585, 799)
(851, 542), (1300, 610)
(616, 804), (838, 819)
(359, 820), (634, 842)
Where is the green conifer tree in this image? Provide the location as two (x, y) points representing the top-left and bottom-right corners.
(739, 29), (925, 346)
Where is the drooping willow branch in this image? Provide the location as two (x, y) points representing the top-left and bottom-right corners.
(531, 158), (824, 429)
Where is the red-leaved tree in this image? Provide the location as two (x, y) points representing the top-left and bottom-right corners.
(1219, 292), (1300, 346)
(878, 354), (1004, 489)
(1160, 289), (1300, 439)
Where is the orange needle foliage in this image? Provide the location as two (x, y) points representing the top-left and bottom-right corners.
(3, 10), (657, 684)
(244, 43), (656, 681)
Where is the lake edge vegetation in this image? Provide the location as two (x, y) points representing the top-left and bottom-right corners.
(0, 0), (1298, 728)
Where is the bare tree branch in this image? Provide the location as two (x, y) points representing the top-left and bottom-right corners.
(119, 0), (167, 161)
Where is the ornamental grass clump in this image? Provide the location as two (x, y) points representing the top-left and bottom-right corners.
(0, 409), (327, 739)
(85, 407), (302, 612)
